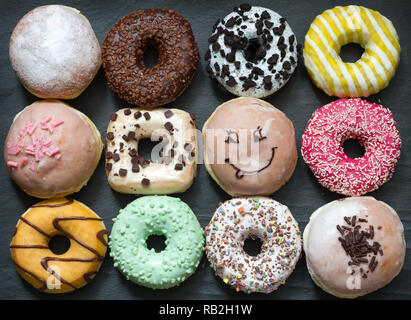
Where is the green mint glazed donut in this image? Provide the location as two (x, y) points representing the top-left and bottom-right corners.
(109, 196), (204, 289)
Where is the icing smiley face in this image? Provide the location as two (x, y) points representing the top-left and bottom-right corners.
(224, 126), (278, 179)
(203, 97), (297, 196)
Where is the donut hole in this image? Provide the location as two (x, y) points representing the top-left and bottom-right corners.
(138, 138), (161, 162)
(146, 234), (167, 253)
(244, 38), (265, 63)
(243, 236), (262, 256)
(48, 235), (70, 255)
(339, 43), (365, 63)
(343, 138), (366, 159)
(143, 46), (159, 69)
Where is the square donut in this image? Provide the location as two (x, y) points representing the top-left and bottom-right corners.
(105, 108), (197, 194)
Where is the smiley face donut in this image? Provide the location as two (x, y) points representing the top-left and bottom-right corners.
(301, 98), (401, 196)
(203, 97), (297, 196)
(205, 197), (302, 293)
(10, 198), (108, 294)
(105, 108), (197, 194)
(205, 4), (301, 98)
(304, 5), (400, 97)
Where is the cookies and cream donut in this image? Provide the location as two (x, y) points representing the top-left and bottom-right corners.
(205, 4), (301, 98)
(203, 97), (297, 196)
(10, 198), (108, 293)
(205, 197), (302, 293)
(109, 196), (204, 289)
(105, 108), (197, 194)
(304, 5), (400, 97)
(304, 197), (406, 298)
(301, 98), (401, 196)
(4, 100), (102, 198)
(9, 5), (101, 99)
(102, 8), (200, 107)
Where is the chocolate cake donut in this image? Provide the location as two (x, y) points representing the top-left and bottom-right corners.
(102, 9), (200, 107)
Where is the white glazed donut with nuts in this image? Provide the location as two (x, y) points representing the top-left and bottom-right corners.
(205, 4), (301, 98)
(205, 197), (302, 293)
(105, 108), (197, 195)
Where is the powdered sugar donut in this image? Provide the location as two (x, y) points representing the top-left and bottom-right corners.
(301, 98), (401, 196)
(204, 4), (301, 98)
(9, 5), (101, 99)
(205, 197), (302, 294)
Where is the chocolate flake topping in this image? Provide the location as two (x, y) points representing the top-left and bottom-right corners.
(337, 216), (383, 277)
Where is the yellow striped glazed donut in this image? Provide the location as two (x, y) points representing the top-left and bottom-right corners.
(303, 5), (400, 97)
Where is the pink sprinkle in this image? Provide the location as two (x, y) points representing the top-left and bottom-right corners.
(43, 138), (52, 147)
(7, 161), (18, 168)
(18, 127), (27, 138)
(41, 116), (51, 125)
(52, 119), (64, 128)
(34, 149), (43, 162)
(7, 142), (21, 155)
(55, 154), (62, 160)
(45, 147), (60, 157)
(26, 121), (37, 135)
(20, 157), (28, 167)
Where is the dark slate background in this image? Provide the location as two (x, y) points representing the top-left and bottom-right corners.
(0, 0), (409, 300)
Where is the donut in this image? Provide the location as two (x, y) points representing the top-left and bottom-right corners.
(205, 197), (302, 293)
(9, 5), (101, 99)
(301, 98), (401, 196)
(303, 196), (406, 298)
(105, 108), (197, 194)
(4, 100), (102, 198)
(304, 5), (400, 97)
(10, 198), (108, 293)
(203, 97), (297, 196)
(109, 196), (204, 289)
(205, 4), (301, 98)
(102, 9), (200, 107)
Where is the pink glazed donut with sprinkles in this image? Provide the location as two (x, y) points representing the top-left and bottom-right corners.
(301, 98), (401, 196)
(205, 197), (302, 294)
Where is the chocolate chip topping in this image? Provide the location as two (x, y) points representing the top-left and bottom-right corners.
(175, 163), (184, 171)
(119, 168), (127, 176)
(164, 122), (173, 131)
(102, 9), (200, 107)
(106, 163), (112, 171)
(164, 110), (174, 118)
(124, 109), (131, 115)
(143, 112), (151, 120)
(112, 153), (120, 162)
(141, 178), (150, 186)
(106, 132), (114, 140)
(110, 113), (118, 121)
(134, 111), (142, 119)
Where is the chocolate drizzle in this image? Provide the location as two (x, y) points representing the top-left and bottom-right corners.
(30, 198), (74, 208)
(225, 147), (277, 178)
(11, 209), (107, 291)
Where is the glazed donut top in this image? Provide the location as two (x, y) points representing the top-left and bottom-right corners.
(10, 198), (108, 293)
(205, 5), (301, 97)
(203, 97), (297, 196)
(304, 197), (406, 298)
(304, 5), (400, 97)
(102, 8), (200, 107)
(205, 197), (302, 293)
(4, 100), (102, 198)
(9, 5), (101, 99)
(301, 98), (401, 196)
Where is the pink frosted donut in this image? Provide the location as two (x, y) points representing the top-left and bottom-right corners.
(301, 98), (401, 196)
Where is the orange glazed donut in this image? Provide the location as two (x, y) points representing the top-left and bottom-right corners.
(10, 198), (108, 294)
